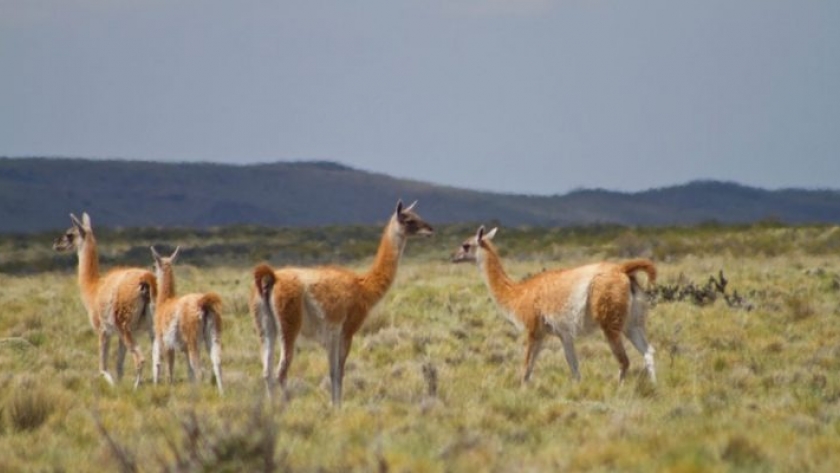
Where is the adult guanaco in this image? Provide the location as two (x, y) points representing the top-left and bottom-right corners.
(251, 200), (433, 406)
(452, 225), (657, 385)
(53, 212), (156, 388)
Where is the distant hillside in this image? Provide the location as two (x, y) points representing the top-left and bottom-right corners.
(2, 157), (839, 233)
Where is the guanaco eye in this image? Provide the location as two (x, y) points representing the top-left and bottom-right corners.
(462, 244), (470, 251)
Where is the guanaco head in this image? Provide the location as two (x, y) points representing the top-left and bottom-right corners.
(150, 245), (180, 274)
(451, 225), (498, 263)
(53, 212), (93, 252)
(151, 246), (180, 298)
(395, 200), (434, 237)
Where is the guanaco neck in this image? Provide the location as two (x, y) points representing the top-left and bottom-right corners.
(359, 216), (406, 307)
(155, 264), (176, 305)
(477, 242), (517, 309)
(76, 235), (101, 308)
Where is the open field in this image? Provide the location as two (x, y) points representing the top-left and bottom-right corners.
(2, 224), (840, 471)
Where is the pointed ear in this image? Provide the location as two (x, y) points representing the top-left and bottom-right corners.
(403, 200), (418, 212)
(476, 225), (486, 242)
(396, 199), (404, 215)
(70, 213), (87, 237)
(170, 246), (180, 262)
(150, 245), (162, 263)
(81, 212), (92, 229)
(70, 213), (83, 229)
(484, 227), (498, 241)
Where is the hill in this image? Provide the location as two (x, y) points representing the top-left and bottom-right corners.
(1, 157), (839, 233)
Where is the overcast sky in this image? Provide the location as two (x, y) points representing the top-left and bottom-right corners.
(1, 1), (838, 195)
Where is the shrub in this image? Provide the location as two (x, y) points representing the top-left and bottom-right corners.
(98, 403), (284, 472)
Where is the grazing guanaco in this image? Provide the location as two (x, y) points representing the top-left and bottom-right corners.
(251, 200), (433, 406)
(151, 246), (224, 395)
(452, 225), (657, 384)
(53, 212), (156, 388)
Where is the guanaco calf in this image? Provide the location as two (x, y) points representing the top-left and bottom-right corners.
(251, 200), (433, 406)
(53, 212), (156, 387)
(151, 246), (224, 395)
(452, 225), (657, 384)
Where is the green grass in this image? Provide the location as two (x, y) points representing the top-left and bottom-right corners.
(2, 225), (840, 471)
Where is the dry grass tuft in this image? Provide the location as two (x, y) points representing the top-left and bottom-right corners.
(97, 402), (284, 472)
(4, 378), (58, 433)
(721, 435), (766, 468)
(784, 293), (816, 321)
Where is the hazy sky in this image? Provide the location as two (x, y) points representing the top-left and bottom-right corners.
(1, 1), (838, 195)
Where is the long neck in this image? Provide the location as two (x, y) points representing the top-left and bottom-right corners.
(156, 265), (176, 304)
(76, 236), (101, 305)
(478, 243), (516, 308)
(359, 217), (406, 307)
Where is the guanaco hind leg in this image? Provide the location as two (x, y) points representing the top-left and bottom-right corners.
(205, 330), (224, 395)
(98, 331), (115, 385)
(152, 337), (162, 384)
(625, 325), (656, 383)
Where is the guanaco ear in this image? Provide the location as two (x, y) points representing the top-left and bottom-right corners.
(484, 227), (498, 241)
(396, 199), (404, 215)
(150, 245), (162, 263)
(70, 213), (87, 238)
(476, 225), (486, 242)
(170, 246), (180, 262)
(81, 212), (92, 229)
(403, 200), (418, 212)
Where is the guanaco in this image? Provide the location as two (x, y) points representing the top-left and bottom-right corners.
(251, 200), (433, 406)
(53, 212), (156, 387)
(151, 246), (224, 395)
(452, 225), (657, 384)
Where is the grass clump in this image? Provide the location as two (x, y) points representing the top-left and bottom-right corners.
(97, 404), (283, 473)
(5, 383), (55, 433)
(784, 293), (816, 321)
(721, 434), (767, 470)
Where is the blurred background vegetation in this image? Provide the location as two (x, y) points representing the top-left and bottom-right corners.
(3, 221), (839, 275)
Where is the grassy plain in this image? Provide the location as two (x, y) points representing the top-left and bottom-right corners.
(1, 224), (840, 471)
